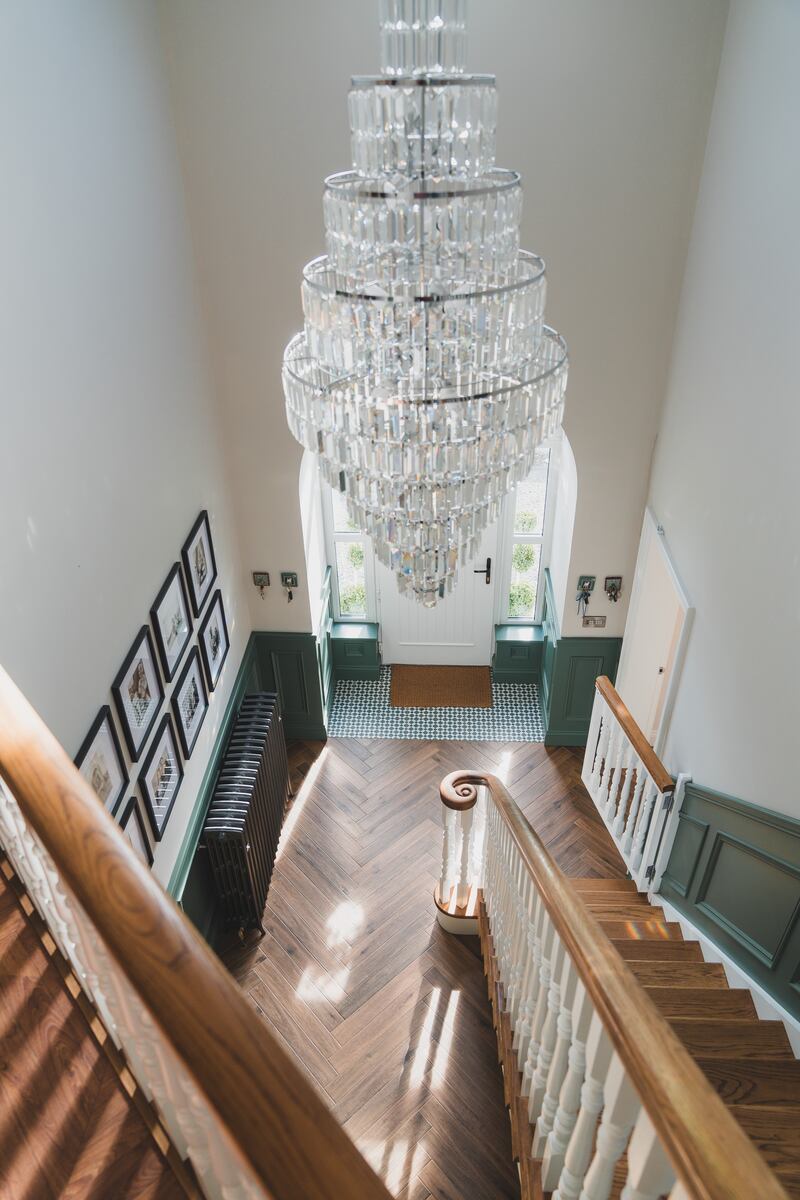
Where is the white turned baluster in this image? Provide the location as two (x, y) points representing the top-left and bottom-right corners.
(631, 778), (657, 870)
(621, 759), (647, 857)
(529, 932), (565, 1122)
(612, 738), (636, 840)
(522, 909), (555, 1097)
(603, 720), (624, 822)
(583, 692), (604, 785)
(518, 892), (548, 1064)
(620, 1110), (676, 1200)
(541, 981), (595, 1188)
(468, 788), (487, 889)
(508, 873), (534, 1026)
(589, 702), (611, 793)
(513, 915), (539, 1065)
(533, 950), (579, 1158)
(512, 884), (540, 1054)
(439, 805), (456, 899)
(456, 805), (472, 907)
(553, 1013), (613, 1200)
(579, 1053), (641, 1200)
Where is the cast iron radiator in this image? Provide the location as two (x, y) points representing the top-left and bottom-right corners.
(203, 692), (289, 935)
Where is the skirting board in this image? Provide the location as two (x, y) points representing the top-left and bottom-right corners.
(649, 891), (800, 1059)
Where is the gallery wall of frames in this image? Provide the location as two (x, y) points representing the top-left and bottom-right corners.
(74, 510), (231, 867)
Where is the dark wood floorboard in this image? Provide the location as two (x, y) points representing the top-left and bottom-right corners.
(0, 871), (183, 1200)
(222, 738), (625, 1199)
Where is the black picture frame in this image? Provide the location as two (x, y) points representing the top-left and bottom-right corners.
(112, 626), (164, 761)
(138, 714), (184, 841)
(118, 795), (154, 866)
(150, 562), (193, 682)
(74, 705), (128, 817)
(171, 646), (209, 759)
(198, 589), (230, 691)
(181, 509), (218, 618)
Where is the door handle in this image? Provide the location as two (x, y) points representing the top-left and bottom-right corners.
(474, 557), (492, 584)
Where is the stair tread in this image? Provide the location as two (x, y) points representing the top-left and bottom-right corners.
(730, 1106), (800, 1175)
(583, 903), (663, 920)
(596, 919), (685, 940)
(626, 961), (727, 987)
(645, 987), (756, 1019)
(569, 878), (638, 893)
(669, 1018), (794, 1059)
(697, 1058), (800, 1106)
(0, 870), (184, 1199)
(609, 939), (703, 961)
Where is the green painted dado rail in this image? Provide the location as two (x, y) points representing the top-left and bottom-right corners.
(661, 782), (800, 1021)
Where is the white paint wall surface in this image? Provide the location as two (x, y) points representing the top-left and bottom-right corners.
(647, 0), (800, 816)
(158, 0), (727, 640)
(0, 0), (251, 883)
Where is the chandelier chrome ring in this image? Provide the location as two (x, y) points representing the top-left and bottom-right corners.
(283, 327), (567, 406)
(324, 167), (520, 202)
(350, 73), (496, 89)
(301, 250), (545, 304)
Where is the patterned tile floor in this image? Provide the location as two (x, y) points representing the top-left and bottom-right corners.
(328, 666), (544, 741)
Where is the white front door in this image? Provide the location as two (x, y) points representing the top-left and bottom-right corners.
(377, 523), (500, 666)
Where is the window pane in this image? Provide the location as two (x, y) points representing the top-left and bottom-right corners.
(507, 542), (541, 619)
(335, 540), (367, 617)
(513, 447), (550, 534)
(330, 486), (358, 533)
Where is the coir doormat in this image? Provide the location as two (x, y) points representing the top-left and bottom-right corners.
(389, 665), (493, 709)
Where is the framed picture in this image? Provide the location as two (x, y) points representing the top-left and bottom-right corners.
(112, 626), (164, 761)
(138, 715), (183, 841)
(75, 705), (128, 817)
(181, 510), (217, 617)
(198, 589), (230, 691)
(172, 647), (208, 759)
(118, 796), (153, 866)
(151, 562), (193, 682)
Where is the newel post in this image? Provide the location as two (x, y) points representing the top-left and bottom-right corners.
(434, 771), (486, 935)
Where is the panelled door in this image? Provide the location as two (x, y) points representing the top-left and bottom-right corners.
(377, 522), (500, 665)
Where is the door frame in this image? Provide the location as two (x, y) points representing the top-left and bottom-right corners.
(616, 507), (694, 755)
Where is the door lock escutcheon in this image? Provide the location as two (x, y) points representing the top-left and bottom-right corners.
(474, 557), (492, 584)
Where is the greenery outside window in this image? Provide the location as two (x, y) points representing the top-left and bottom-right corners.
(502, 446), (553, 622)
(321, 483), (375, 621)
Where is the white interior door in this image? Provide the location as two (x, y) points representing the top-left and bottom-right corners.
(616, 509), (693, 751)
(377, 523), (500, 665)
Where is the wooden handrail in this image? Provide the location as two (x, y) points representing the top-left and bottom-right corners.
(0, 666), (391, 1200)
(595, 675), (674, 794)
(440, 769), (789, 1200)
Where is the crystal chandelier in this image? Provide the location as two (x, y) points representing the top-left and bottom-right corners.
(283, 0), (568, 606)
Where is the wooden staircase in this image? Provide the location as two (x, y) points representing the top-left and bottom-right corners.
(481, 876), (800, 1199)
(0, 863), (189, 1199)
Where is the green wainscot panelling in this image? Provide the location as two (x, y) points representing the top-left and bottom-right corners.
(170, 628), (327, 940)
(331, 621), (382, 681)
(539, 570), (622, 746)
(492, 624), (544, 684)
(254, 630), (327, 741)
(661, 783), (800, 1021)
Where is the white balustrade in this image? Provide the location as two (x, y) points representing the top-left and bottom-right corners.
(434, 767), (768, 1200)
(581, 680), (687, 891)
(0, 780), (266, 1200)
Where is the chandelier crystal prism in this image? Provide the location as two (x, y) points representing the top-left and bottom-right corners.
(282, 0), (568, 606)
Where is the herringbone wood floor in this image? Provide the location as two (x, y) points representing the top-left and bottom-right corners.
(223, 739), (626, 1200)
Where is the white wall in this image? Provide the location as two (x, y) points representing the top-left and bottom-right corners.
(158, 0), (727, 640)
(646, 0), (800, 816)
(0, 0), (251, 884)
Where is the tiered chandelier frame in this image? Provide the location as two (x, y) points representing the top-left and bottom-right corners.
(282, 0), (568, 606)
